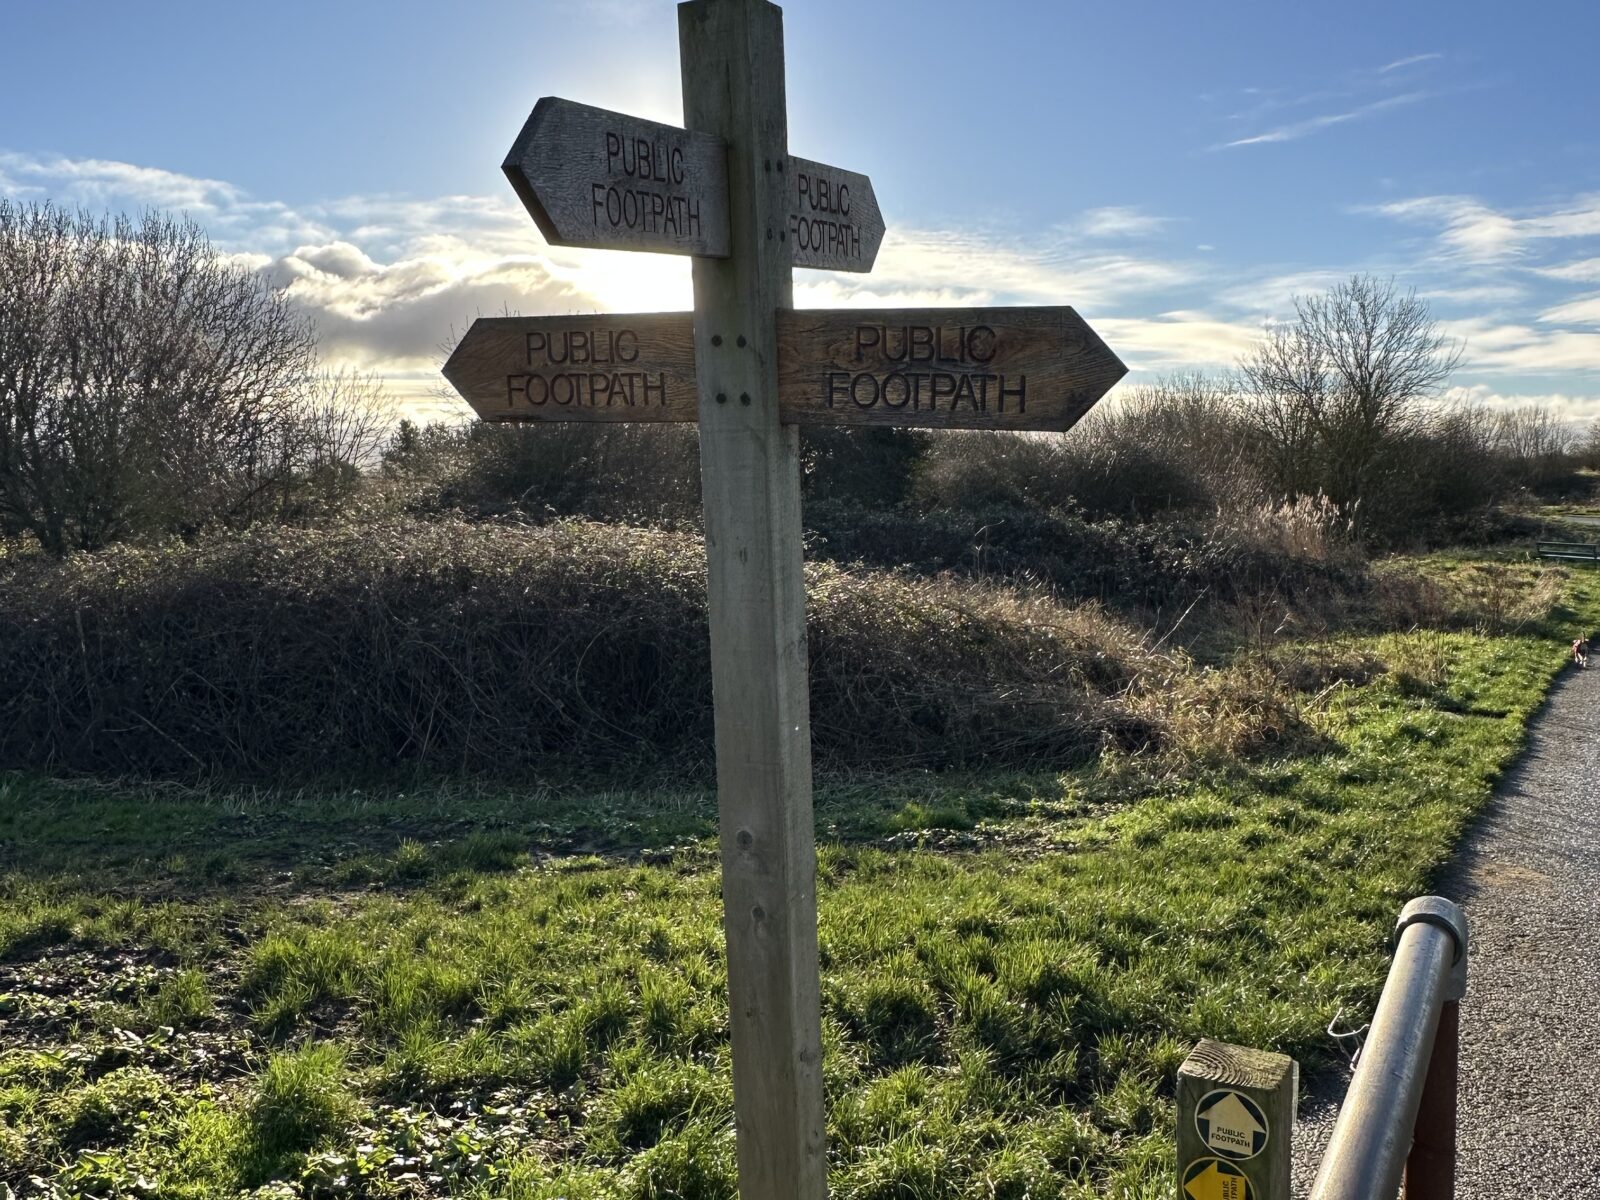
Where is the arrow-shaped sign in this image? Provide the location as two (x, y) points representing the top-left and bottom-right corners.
(785, 156), (883, 272)
(504, 97), (731, 258)
(1196, 1090), (1269, 1160)
(1182, 1158), (1254, 1200)
(776, 306), (1126, 431)
(443, 307), (1125, 432)
(442, 313), (698, 423)
(503, 98), (885, 272)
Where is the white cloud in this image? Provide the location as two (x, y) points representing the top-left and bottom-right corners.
(1094, 312), (1265, 371)
(1446, 383), (1600, 422)
(1417, 283), (1527, 305)
(1378, 52), (1444, 73)
(1073, 207), (1172, 239)
(1539, 294), (1600, 327)
(1441, 316), (1600, 375)
(1220, 90), (1433, 149)
(1536, 257), (1600, 283)
(1368, 193), (1600, 264)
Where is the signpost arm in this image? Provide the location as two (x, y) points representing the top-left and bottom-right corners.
(678, 3), (829, 1199)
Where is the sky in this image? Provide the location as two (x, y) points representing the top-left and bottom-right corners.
(3, 0), (1599, 424)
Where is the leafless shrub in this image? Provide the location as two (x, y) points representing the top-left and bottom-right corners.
(0, 201), (385, 552)
(0, 517), (1195, 776)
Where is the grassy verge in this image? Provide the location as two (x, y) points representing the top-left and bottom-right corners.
(1, 562), (1595, 1199)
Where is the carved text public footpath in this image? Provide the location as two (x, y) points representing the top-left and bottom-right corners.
(443, 314), (697, 424)
(591, 129), (703, 242)
(786, 157), (880, 270)
(445, 308), (1126, 431)
(825, 323), (1022, 415)
(509, 326), (668, 410)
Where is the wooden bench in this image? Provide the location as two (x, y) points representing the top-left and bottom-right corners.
(1537, 540), (1600, 563)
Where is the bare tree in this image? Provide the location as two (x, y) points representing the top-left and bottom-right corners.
(1241, 275), (1463, 539)
(0, 201), (383, 553)
(1492, 406), (1574, 469)
(1581, 417), (1600, 472)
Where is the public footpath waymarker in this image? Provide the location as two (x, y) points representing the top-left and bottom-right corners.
(1177, 1040), (1296, 1200)
(1182, 1158), (1255, 1200)
(444, 306), (1124, 432)
(503, 98), (885, 270)
(1195, 1089), (1269, 1160)
(445, 3), (1126, 1196)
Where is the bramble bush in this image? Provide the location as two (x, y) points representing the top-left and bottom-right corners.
(0, 517), (1181, 777)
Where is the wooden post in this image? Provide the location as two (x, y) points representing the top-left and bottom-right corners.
(677, 3), (828, 1199)
(1402, 999), (1459, 1200)
(1177, 1040), (1296, 1200)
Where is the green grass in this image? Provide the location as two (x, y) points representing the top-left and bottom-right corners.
(1, 562), (1596, 1198)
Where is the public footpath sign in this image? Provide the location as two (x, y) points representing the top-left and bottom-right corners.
(777, 306), (1125, 430)
(443, 314), (698, 423)
(785, 156), (883, 271)
(1196, 1089), (1270, 1160)
(444, 3), (1126, 1197)
(444, 307), (1124, 431)
(503, 98), (885, 270)
(503, 98), (731, 257)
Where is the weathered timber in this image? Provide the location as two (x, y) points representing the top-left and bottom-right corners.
(441, 313), (697, 423)
(679, 2), (828, 1199)
(503, 97), (731, 257)
(443, 306), (1125, 432)
(785, 156), (883, 273)
(1177, 1040), (1296, 1200)
(776, 305), (1127, 430)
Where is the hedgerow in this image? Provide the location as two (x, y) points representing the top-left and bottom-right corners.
(0, 518), (1180, 777)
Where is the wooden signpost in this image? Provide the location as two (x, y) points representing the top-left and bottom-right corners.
(443, 313), (697, 422)
(443, 307), (1124, 431)
(444, 3), (1127, 1196)
(503, 100), (884, 270)
(785, 156), (883, 271)
(503, 97), (731, 258)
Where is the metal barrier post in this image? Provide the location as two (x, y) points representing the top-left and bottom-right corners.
(1403, 996), (1459, 1200)
(1309, 897), (1468, 1200)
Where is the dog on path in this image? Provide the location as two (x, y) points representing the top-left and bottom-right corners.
(1574, 637), (1590, 668)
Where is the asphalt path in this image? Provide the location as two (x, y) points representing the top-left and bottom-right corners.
(1291, 655), (1600, 1197)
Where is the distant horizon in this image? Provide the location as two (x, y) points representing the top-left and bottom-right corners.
(3, 0), (1597, 425)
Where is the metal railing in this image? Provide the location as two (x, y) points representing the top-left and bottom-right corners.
(1308, 896), (1469, 1200)
(1536, 540), (1600, 563)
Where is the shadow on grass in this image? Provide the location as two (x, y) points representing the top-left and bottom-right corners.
(0, 766), (1095, 904)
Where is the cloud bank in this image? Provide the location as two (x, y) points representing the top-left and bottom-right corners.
(3, 150), (1597, 421)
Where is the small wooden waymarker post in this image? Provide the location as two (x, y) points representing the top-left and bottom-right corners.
(442, 3), (1128, 1195)
(1176, 1040), (1297, 1200)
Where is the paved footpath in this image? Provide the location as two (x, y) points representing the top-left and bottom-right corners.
(1292, 658), (1600, 1197)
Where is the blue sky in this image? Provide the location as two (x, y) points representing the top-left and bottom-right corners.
(4, 0), (1599, 422)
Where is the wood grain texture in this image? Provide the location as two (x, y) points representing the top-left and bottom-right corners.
(1177, 1039), (1297, 1200)
(679, 2), (829, 1198)
(785, 156), (882, 273)
(441, 313), (698, 423)
(776, 305), (1127, 431)
(443, 306), (1126, 433)
(503, 97), (731, 257)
